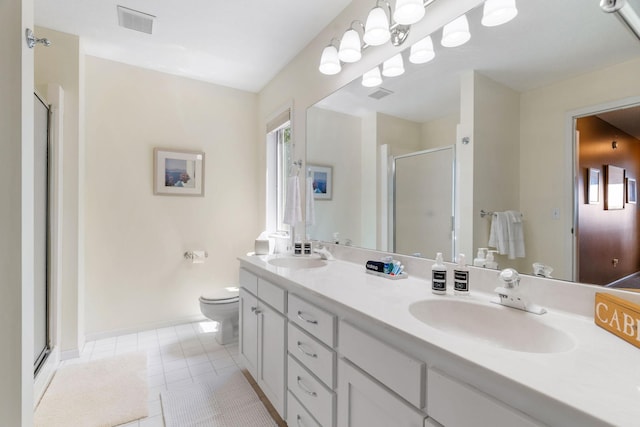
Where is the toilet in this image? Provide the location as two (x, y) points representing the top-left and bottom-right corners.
(199, 286), (240, 345)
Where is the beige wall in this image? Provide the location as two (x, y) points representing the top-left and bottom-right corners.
(520, 57), (640, 280)
(1, 0), (35, 423)
(420, 113), (458, 150)
(306, 107), (362, 245)
(84, 57), (259, 336)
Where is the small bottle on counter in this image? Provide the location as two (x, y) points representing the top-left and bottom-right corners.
(454, 254), (470, 295)
(473, 248), (487, 267)
(485, 250), (498, 269)
(431, 252), (447, 295)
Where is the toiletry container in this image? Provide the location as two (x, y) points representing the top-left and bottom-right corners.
(431, 253), (447, 295)
(473, 248), (487, 267)
(485, 250), (498, 269)
(453, 254), (469, 295)
(199, 287), (240, 344)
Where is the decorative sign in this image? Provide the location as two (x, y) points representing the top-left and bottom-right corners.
(594, 293), (640, 349)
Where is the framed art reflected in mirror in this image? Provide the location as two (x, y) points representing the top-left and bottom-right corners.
(308, 164), (332, 200)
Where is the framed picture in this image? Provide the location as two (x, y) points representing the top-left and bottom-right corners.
(307, 164), (332, 200)
(627, 177), (637, 204)
(154, 148), (205, 196)
(605, 165), (625, 210)
(587, 168), (600, 204)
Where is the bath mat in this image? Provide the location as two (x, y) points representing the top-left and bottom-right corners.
(34, 352), (148, 427)
(161, 370), (277, 427)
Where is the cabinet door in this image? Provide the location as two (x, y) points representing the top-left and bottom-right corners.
(338, 359), (426, 427)
(239, 288), (258, 378)
(258, 302), (287, 418)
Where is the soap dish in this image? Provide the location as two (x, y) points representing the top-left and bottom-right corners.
(366, 270), (408, 280)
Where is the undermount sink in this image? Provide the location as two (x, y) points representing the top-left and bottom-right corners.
(409, 299), (575, 354)
(268, 256), (328, 269)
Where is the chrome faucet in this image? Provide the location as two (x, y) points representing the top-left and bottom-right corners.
(313, 245), (334, 261)
(491, 268), (546, 315)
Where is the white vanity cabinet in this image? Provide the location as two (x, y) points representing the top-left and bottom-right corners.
(238, 269), (287, 419)
(337, 321), (428, 427)
(287, 294), (337, 427)
(427, 369), (543, 427)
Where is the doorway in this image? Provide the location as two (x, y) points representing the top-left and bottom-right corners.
(34, 92), (51, 376)
(574, 102), (640, 287)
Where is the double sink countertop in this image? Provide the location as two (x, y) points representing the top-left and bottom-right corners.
(239, 252), (640, 427)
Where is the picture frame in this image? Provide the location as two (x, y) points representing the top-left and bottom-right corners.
(307, 164), (333, 200)
(627, 177), (637, 204)
(587, 168), (600, 205)
(605, 164), (625, 210)
(154, 148), (205, 196)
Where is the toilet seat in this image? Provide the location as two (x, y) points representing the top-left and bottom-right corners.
(200, 287), (239, 304)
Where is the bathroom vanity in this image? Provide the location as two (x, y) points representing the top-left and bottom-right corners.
(238, 250), (640, 427)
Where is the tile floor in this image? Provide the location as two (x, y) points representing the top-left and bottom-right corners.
(61, 320), (248, 427)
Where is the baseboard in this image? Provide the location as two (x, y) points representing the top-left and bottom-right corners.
(84, 314), (208, 342)
(34, 347), (60, 407)
(60, 348), (80, 361)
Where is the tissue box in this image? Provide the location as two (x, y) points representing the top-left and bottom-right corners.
(255, 239), (271, 255)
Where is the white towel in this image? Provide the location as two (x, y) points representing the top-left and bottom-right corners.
(283, 176), (302, 225)
(306, 176), (315, 226)
(488, 210), (525, 259)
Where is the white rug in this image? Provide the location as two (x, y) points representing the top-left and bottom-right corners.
(34, 352), (148, 427)
(161, 370), (277, 427)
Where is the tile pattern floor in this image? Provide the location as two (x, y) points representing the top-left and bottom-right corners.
(60, 320), (284, 427)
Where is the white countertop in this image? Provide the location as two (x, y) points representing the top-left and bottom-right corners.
(238, 253), (640, 426)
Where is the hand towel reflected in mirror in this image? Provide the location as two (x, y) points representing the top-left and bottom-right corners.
(488, 210), (525, 259)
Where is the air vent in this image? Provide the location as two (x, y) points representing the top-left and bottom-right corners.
(117, 5), (155, 34)
(368, 88), (394, 100)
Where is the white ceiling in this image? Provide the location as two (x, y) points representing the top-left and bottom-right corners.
(34, 0), (352, 92)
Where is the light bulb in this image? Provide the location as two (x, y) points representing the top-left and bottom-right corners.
(409, 35), (435, 64)
(441, 14), (471, 47)
(338, 29), (362, 63)
(393, 0), (425, 25)
(319, 45), (341, 75)
(382, 53), (404, 77)
(362, 66), (382, 87)
(482, 0), (518, 27)
(364, 7), (391, 46)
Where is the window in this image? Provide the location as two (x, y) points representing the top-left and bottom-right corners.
(266, 108), (292, 234)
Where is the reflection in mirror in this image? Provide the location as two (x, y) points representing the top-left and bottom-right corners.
(306, 0), (640, 288)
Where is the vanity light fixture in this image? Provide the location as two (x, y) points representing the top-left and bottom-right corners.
(441, 14), (471, 47)
(601, 0), (640, 41)
(362, 66), (383, 87)
(409, 35), (435, 64)
(319, 39), (342, 75)
(339, 22), (365, 63)
(382, 53), (405, 77)
(481, 0), (518, 27)
(364, 2), (392, 46)
(394, 0), (426, 25)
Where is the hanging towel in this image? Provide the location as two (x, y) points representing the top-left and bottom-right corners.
(306, 176), (316, 226)
(488, 210), (525, 259)
(283, 176), (302, 226)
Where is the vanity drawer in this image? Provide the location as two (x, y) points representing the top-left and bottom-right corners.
(288, 294), (336, 347)
(288, 355), (335, 427)
(427, 369), (542, 427)
(339, 321), (425, 409)
(258, 278), (286, 314)
(239, 268), (258, 295)
(287, 391), (321, 427)
(288, 322), (336, 389)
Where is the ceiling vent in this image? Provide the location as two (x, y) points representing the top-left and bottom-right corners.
(368, 88), (394, 100)
(117, 5), (155, 34)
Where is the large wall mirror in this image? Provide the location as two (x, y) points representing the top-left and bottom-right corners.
(306, 0), (640, 288)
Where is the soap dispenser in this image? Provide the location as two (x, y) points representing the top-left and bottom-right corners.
(473, 248), (487, 267)
(431, 252), (447, 295)
(453, 254), (469, 295)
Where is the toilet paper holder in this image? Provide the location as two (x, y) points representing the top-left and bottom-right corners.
(184, 250), (208, 260)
